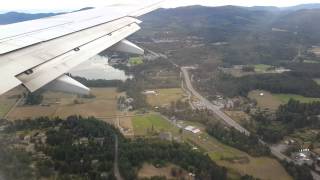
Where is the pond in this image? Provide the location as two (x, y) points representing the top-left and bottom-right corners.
(70, 55), (132, 80)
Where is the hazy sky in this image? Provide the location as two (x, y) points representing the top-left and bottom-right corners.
(1, 0), (320, 13)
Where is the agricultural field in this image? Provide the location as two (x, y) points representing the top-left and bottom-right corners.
(146, 88), (185, 107)
(248, 90), (282, 110)
(132, 114), (179, 136)
(273, 94), (320, 103)
(129, 56), (143, 65)
(6, 88), (119, 123)
(131, 114), (291, 180)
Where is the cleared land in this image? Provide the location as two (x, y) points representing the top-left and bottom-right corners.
(7, 88), (118, 123)
(138, 163), (190, 180)
(146, 88), (185, 107)
(0, 87), (24, 118)
(315, 79), (320, 85)
(248, 90), (282, 110)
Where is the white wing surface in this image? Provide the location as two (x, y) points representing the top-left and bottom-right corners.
(0, 1), (161, 95)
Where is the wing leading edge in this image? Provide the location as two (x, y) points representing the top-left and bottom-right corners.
(0, 1), (162, 95)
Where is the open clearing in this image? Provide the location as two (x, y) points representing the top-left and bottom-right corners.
(138, 163), (190, 180)
(273, 94), (320, 103)
(146, 88), (185, 107)
(315, 79), (320, 85)
(254, 64), (273, 72)
(248, 90), (282, 110)
(7, 88), (118, 123)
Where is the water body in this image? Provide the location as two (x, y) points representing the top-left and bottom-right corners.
(70, 55), (132, 80)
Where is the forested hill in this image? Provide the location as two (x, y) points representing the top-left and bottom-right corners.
(139, 5), (320, 64)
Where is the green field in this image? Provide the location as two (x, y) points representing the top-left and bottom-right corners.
(132, 114), (178, 136)
(273, 94), (320, 103)
(254, 64), (273, 72)
(129, 57), (143, 65)
(314, 79), (320, 85)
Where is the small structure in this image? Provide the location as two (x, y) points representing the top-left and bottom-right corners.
(184, 126), (201, 134)
(142, 90), (157, 95)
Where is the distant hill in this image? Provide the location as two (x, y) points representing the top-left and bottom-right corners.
(0, 12), (57, 25)
(284, 3), (320, 11)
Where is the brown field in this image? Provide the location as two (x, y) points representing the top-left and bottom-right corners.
(146, 88), (185, 107)
(6, 88), (118, 122)
(248, 90), (282, 110)
(138, 163), (191, 180)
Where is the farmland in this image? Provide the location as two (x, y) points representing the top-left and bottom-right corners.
(131, 113), (291, 180)
(6, 88), (119, 123)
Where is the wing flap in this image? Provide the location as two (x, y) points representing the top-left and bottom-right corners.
(16, 23), (141, 92)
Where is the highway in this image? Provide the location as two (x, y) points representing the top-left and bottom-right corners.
(181, 67), (249, 135)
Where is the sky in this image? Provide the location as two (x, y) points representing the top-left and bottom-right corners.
(0, 0), (320, 13)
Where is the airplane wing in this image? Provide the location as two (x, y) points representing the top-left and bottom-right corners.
(0, 1), (162, 95)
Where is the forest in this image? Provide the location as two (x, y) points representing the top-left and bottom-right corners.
(207, 72), (320, 98)
(253, 100), (320, 143)
(0, 116), (228, 180)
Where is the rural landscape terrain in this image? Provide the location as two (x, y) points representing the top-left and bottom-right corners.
(1, 3), (320, 180)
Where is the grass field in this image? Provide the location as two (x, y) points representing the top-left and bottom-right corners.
(181, 126), (291, 180)
(146, 88), (185, 107)
(254, 64), (273, 72)
(248, 90), (282, 110)
(132, 114), (178, 136)
(129, 56), (143, 65)
(273, 94), (320, 103)
(314, 79), (320, 85)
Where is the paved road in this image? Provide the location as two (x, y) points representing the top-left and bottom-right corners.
(114, 135), (123, 180)
(181, 66), (320, 179)
(181, 67), (249, 135)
